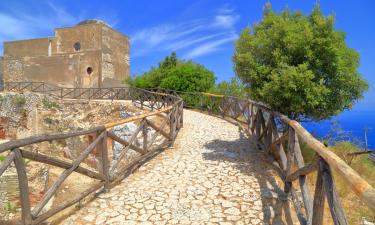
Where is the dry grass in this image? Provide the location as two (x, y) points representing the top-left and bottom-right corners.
(300, 141), (375, 224)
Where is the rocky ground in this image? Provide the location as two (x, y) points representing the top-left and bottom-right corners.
(59, 110), (298, 225)
(0, 93), (149, 221)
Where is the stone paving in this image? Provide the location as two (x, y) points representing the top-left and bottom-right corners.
(60, 110), (297, 225)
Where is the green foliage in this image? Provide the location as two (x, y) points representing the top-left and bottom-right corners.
(209, 77), (248, 97)
(42, 97), (59, 109)
(4, 201), (17, 212)
(233, 3), (368, 121)
(14, 95), (26, 106)
(130, 52), (216, 92)
(0, 155), (5, 162)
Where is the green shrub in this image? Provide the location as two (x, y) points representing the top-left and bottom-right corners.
(130, 52), (216, 93)
(14, 95), (26, 106)
(42, 97), (59, 109)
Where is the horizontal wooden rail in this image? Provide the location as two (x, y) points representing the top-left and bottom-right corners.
(20, 149), (103, 180)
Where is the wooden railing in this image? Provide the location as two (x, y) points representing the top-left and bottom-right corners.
(0, 83), (183, 224)
(2, 83), (375, 224)
(150, 88), (375, 225)
(2, 81), (134, 100)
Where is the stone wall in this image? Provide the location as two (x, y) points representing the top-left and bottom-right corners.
(101, 25), (130, 87)
(54, 23), (102, 54)
(4, 38), (49, 57)
(1, 20), (130, 88)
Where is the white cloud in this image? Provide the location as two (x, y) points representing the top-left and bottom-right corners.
(131, 5), (240, 59)
(183, 33), (237, 58)
(213, 6), (240, 28)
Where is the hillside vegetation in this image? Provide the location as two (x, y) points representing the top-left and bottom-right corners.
(300, 141), (375, 224)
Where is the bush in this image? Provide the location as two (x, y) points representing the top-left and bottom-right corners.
(14, 95), (26, 106)
(130, 52), (216, 92)
(209, 77), (248, 97)
(42, 97), (59, 109)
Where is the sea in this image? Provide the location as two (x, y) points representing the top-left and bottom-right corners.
(303, 108), (375, 150)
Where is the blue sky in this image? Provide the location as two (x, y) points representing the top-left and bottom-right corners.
(0, 0), (374, 110)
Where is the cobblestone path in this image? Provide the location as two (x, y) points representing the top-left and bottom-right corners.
(60, 110), (297, 225)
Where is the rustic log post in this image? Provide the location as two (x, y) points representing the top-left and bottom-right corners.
(320, 159), (348, 225)
(140, 93), (144, 109)
(258, 110), (266, 142)
(179, 101), (184, 128)
(255, 110), (262, 138)
(221, 97), (226, 118)
(251, 107), (258, 134)
(285, 126), (295, 194)
(13, 148), (32, 225)
(100, 131), (110, 191)
(169, 108), (176, 140)
(270, 118), (288, 171)
(248, 103), (253, 131)
(265, 117), (273, 154)
(312, 160), (326, 225)
(143, 122), (148, 153)
(293, 133), (313, 225)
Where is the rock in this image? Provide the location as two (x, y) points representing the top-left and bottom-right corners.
(221, 200), (235, 208)
(362, 218), (375, 225)
(112, 122), (138, 159)
(224, 207), (241, 216)
(82, 214), (96, 222)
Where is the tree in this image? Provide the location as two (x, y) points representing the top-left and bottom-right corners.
(209, 77), (248, 97)
(232, 4), (368, 121)
(130, 52), (216, 92)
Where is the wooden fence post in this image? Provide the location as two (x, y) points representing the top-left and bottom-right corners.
(13, 148), (32, 225)
(285, 127), (295, 194)
(293, 133), (313, 225)
(312, 159), (325, 225)
(179, 102), (184, 128)
(100, 131), (110, 191)
(143, 122), (148, 153)
(320, 159), (348, 225)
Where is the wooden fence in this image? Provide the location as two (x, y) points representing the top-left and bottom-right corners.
(1, 83), (375, 224)
(149, 88), (375, 225)
(0, 83), (183, 224)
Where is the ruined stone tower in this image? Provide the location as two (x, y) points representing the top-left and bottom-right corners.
(1, 19), (130, 88)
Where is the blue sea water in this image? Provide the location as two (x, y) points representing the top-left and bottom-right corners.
(303, 109), (375, 149)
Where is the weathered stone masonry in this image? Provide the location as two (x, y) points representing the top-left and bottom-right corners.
(0, 19), (130, 88)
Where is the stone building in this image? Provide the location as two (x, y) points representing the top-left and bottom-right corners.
(0, 19), (130, 88)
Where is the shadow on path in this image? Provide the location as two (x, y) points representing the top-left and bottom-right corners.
(202, 128), (296, 225)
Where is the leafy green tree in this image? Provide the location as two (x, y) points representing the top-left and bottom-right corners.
(232, 4), (368, 121)
(130, 52), (216, 92)
(209, 77), (248, 97)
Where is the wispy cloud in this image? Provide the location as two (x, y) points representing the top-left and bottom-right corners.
(183, 33), (238, 58)
(0, 3), (76, 54)
(131, 5), (240, 59)
(213, 6), (240, 28)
